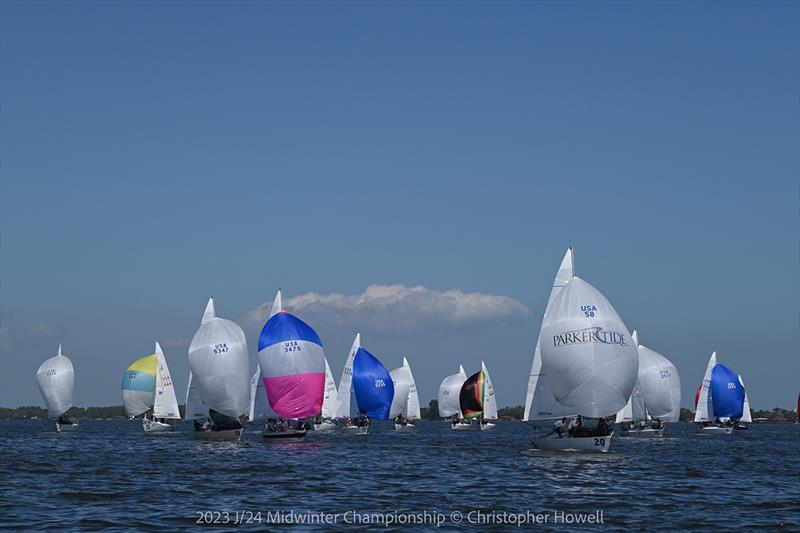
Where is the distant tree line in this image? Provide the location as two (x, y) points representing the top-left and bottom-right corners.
(0, 405), (187, 420)
(2, 404), (796, 422)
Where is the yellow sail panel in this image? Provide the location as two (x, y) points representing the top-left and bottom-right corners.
(127, 354), (157, 376)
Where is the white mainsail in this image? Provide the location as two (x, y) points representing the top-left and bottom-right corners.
(153, 342), (180, 419)
(634, 331), (681, 422)
(615, 379), (646, 422)
(694, 352), (717, 423)
(187, 297), (250, 419)
(523, 246), (578, 421)
(184, 371), (208, 421)
(404, 357), (421, 420)
(333, 333), (360, 418)
(541, 277), (638, 418)
(248, 364), (275, 421)
(36, 345), (75, 418)
(437, 364), (467, 418)
(738, 374), (752, 423)
(320, 358), (338, 419)
(482, 361), (497, 420)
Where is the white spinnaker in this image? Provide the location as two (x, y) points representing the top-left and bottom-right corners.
(248, 364), (275, 421)
(635, 332), (681, 422)
(403, 357), (421, 420)
(541, 277), (638, 418)
(694, 352), (717, 423)
(188, 297), (250, 418)
(36, 345), (74, 418)
(389, 366), (412, 418)
(524, 246), (578, 422)
(334, 333), (360, 418)
(184, 371), (209, 421)
(320, 358), (338, 419)
(482, 361), (498, 420)
(153, 342), (180, 419)
(437, 365), (467, 418)
(739, 374), (752, 423)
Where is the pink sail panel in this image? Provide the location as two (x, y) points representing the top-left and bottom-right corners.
(263, 373), (326, 419)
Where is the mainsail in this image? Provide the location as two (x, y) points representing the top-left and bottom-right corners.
(404, 357), (421, 420)
(615, 379), (646, 423)
(248, 364), (276, 421)
(541, 277), (638, 418)
(320, 358), (338, 419)
(437, 364), (467, 418)
(257, 290), (326, 419)
(694, 352), (717, 422)
(334, 334), (361, 418)
(187, 297), (250, 419)
(738, 375), (752, 423)
(36, 345), (75, 418)
(153, 342), (180, 419)
(482, 361), (497, 420)
(524, 246), (578, 421)
(184, 371), (209, 421)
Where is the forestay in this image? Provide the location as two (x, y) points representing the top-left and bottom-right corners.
(524, 246), (578, 422)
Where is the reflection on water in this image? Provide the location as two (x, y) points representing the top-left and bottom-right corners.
(1, 419), (798, 531)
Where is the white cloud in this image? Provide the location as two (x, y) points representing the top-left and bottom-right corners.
(247, 284), (530, 332)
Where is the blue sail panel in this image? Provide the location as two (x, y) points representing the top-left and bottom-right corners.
(258, 312), (323, 351)
(710, 363), (745, 419)
(352, 347), (394, 420)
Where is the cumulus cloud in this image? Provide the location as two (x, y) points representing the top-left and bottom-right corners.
(247, 284), (530, 332)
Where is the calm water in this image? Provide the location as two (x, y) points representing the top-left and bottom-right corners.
(0, 420), (798, 531)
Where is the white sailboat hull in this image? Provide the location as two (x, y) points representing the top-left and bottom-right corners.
(314, 422), (338, 431)
(480, 422), (496, 431)
(143, 419), (173, 432)
(699, 425), (734, 435)
(394, 422), (415, 431)
(56, 422), (79, 432)
(533, 432), (613, 453)
(451, 421), (473, 431)
(344, 425), (369, 435)
(193, 428), (243, 441)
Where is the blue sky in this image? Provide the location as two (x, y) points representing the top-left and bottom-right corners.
(1, 1), (798, 410)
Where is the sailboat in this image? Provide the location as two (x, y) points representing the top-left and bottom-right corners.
(257, 289), (326, 441)
(187, 297), (250, 440)
(334, 333), (394, 434)
(314, 358), (339, 431)
(389, 357), (421, 430)
(121, 342), (180, 432)
(523, 246), (578, 427)
(694, 352), (746, 434)
(437, 364), (471, 430)
(458, 361), (498, 431)
(533, 275), (638, 453)
(736, 375), (752, 430)
(615, 330), (681, 437)
(36, 345), (77, 432)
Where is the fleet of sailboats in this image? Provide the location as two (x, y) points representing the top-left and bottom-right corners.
(31, 247), (761, 449)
